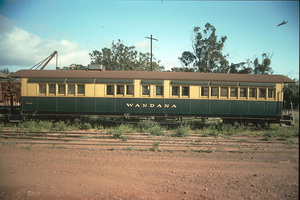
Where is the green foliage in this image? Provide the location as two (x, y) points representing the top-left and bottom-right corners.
(81, 123), (92, 130)
(149, 142), (160, 151)
(179, 23), (273, 74)
(179, 23), (229, 73)
(283, 80), (299, 109)
(263, 126), (297, 141)
(107, 124), (134, 140)
(149, 125), (166, 136)
(173, 125), (191, 137)
(138, 120), (160, 132)
(19, 120), (53, 132)
(51, 121), (67, 131)
(89, 39), (164, 71)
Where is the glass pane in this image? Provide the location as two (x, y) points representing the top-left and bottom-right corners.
(107, 85), (114, 95)
(68, 84), (75, 95)
(240, 88), (247, 97)
(249, 88), (256, 97)
(127, 85), (134, 95)
(268, 88), (275, 99)
(182, 86), (189, 96)
(39, 84), (46, 94)
(49, 84), (56, 94)
(78, 84), (85, 95)
(172, 86), (179, 96)
(259, 88), (266, 98)
(221, 87), (228, 97)
(58, 84), (65, 94)
(156, 86), (163, 95)
(117, 85), (124, 95)
(201, 87), (208, 96)
(142, 85), (150, 95)
(230, 87), (237, 97)
(211, 87), (219, 97)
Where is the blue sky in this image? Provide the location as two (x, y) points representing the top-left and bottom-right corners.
(0, 0), (299, 79)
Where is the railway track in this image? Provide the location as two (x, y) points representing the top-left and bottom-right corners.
(0, 130), (298, 153)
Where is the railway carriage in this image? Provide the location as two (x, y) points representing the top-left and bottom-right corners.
(9, 69), (294, 126)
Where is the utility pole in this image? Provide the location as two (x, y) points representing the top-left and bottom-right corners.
(145, 34), (158, 71)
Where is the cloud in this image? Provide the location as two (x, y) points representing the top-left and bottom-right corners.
(0, 15), (90, 70)
(134, 40), (149, 52)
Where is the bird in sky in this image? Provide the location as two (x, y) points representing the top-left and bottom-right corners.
(277, 20), (288, 27)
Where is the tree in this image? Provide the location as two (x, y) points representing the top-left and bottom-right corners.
(284, 79), (299, 109)
(227, 53), (273, 75)
(1, 68), (10, 75)
(89, 40), (164, 71)
(62, 64), (87, 70)
(253, 53), (273, 74)
(179, 23), (229, 73)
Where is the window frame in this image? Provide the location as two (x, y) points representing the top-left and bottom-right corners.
(116, 84), (125, 96)
(58, 84), (66, 95)
(201, 86), (209, 97)
(77, 84), (85, 96)
(211, 87), (219, 98)
(171, 85), (180, 97)
(230, 87), (238, 99)
(220, 87), (228, 98)
(106, 84), (114, 96)
(142, 85), (150, 96)
(249, 87), (257, 99)
(48, 84), (56, 95)
(155, 85), (164, 96)
(68, 84), (75, 96)
(39, 83), (46, 95)
(259, 88), (266, 99)
(181, 86), (189, 97)
(126, 85), (134, 96)
(239, 87), (247, 98)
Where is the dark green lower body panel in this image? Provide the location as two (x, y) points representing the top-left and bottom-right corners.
(21, 97), (283, 118)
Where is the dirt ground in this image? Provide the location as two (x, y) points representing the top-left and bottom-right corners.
(0, 140), (298, 200)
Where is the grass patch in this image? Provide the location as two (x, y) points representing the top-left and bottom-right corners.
(138, 120), (160, 133)
(172, 125), (191, 137)
(149, 125), (166, 136)
(149, 142), (160, 151)
(124, 147), (134, 151)
(262, 125), (298, 141)
(195, 149), (214, 153)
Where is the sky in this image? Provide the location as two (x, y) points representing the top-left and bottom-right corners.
(0, 0), (299, 79)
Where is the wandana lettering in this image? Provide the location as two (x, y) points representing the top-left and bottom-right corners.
(126, 103), (177, 108)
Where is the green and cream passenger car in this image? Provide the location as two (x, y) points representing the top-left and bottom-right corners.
(9, 70), (294, 126)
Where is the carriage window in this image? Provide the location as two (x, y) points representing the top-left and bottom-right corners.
(116, 85), (124, 95)
(221, 87), (228, 97)
(58, 84), (65, 95)
(49, 84), (56, 95)
(126, 85), (134, 95)
(172, 86), (179, 96)
(211, 87), (219, 97)
(259, 88), (266, 98)
(230, 87), (237, 98)
(106, 85), (114, 95)
(201, 87), (209, 96)
(249, 88), (256, 98)
(182, 86), (189, 96)
(268, 88), (275, 99)
(240, 88), (247, 98)
(68, 84), (75, 95)
(142, 85), (150, 96)
(156, 86), (163, 96)
(77, 84), (85, 95)
(39, 84), (46, 94)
